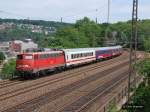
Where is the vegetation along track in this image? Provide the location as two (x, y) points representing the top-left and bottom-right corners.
(0, 53), (127, 89)
(0, 54), (128, 98)
(2, 60), (129, 112)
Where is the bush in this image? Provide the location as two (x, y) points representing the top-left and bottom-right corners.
(0, 51), (5, 61)
(0, 59), (16, 79)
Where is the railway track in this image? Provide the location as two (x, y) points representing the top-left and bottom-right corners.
(0, 80), (23, 89)
(1, 60), (129, 112)
(36, 65), (129, 112)
(61, 72), (128, 112)
(0, 54), (128, 97)
(0, 58), (128, 102)
(0, 53), (127, 89)
(82, 77), (129, 112)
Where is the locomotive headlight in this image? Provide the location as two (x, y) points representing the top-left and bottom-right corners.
(24, 65), (30, 67)
(17, 65), (30, 68)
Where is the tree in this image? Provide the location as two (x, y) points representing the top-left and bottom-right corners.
(45, 17), (104, 48)
(0, 51), (5, 61)
(56, 26), (88, 48)
(0, 59), (16, 79)
(75, 17), (103, 47)
(137, 59), (150, 86)
(143, 38), (150, 52)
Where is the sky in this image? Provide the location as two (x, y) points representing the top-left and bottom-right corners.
(0, 0), (149, 23)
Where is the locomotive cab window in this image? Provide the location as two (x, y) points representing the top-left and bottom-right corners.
(17, 55), (23, 60)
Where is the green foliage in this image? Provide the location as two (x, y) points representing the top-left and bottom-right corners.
(121, 59), (150, 112)
(0, 59), (16, 79)
(75, 17), (103, 47)
(107, 101), (118, 112)
(0, 18), (71, 28)
(118, 59), (150, 112)
(0, 27), (45, 42)
(104, 19), (150, 50)
(136, 59), (150, 79)
(0, 51), (5, 60)
(123, 84), (150, 112)
(56, 26), (89, 48)
(143, 38), (150, 52)
(1, 18), (150, 50)
(39, 17), (104, 48)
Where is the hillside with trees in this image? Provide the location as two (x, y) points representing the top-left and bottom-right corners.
(39, 18), (150, 50)
(39, 17), (104, 48)
(0, 18), (71, 28)
(0, 27), (45, 42)
(0, 17), (150, 51)
(0, 18), (71, 43)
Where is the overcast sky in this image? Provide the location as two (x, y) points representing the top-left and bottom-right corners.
(0, 0), (149, 23)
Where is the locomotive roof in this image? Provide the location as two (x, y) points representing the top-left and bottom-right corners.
(18, 50), (63, 55)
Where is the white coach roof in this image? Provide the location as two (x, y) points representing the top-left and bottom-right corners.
(63, 46), (122, 52)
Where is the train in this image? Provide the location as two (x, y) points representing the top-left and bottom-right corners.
(15, 46), (123, 78)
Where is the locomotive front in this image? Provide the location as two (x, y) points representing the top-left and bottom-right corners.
(15, 53), (35, 77)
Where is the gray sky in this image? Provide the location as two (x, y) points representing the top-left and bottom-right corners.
(0, 0), (149, 23)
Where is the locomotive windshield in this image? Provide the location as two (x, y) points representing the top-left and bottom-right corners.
(24, 55), (33, 60)
(17, 54), (33, 60)
(17, 55), (23, 60)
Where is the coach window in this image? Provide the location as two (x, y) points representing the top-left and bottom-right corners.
(87, 53), (89, 56)
(74, 54), (77, 59)
(71, 54), (73, 59)
(79, 54), (80, 58)
(79, 54), (81, 58)
(74, 54), (76, 58)
(74, 54), (76, 59)
(77, 54), (79, 58)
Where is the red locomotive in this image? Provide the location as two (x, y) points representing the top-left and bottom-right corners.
(16, 51), (65, 77)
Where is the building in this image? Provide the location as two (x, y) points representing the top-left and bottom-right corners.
(0, 23), (14, 30)
(9, 39), (38, 53)
(0, 42), (16, 58)
(0, 42), (9, 51)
